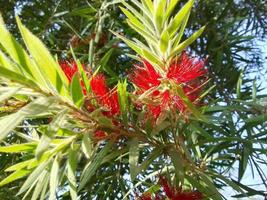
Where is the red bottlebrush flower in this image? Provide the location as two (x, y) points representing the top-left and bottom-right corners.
(90, 74), (120, 116)
(138, 193), (152, 200)
(129, 52), (207, 120)
(129, 60), (161, 92)
(159, 176), (175, 199)
(159, 176), (203, 200)
(167, 53), (207, 84)
(59, 61), (87, 95)
(173, 191), (203, 200)
(60, 61), (78, 81)
(94, 130), (107, 139)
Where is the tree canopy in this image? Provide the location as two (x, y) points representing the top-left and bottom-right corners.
(0, 0), (266, 199)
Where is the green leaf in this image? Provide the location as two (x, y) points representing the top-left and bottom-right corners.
(0, 50), (21, 73)
(67, 144), (79, 200)
(0, 112), (25, 142)
(169, 149), (184, 182)
(211, 172), (244, 194)
(122, 1), (154, 34)
(0, 67), (40, 90)
(238, 142), (252, 181)
(81, 133), (93, 158)
(70, 72), (84, 107)
(159, 29), (170, 53)
(0, 169), (31, 187)
(69, 47), (91, 92)
(173, 83), (207, 121)
(117, 80), (129, 125)
(165, 0), (181, 21)
(49, 157), (59, 200)
(39, 172), (49, 200)
(231, 180), (266, 197)
(120, 7), (146, 31)
(236, 70), (243, 99)
(170, 26), (206, 59)
(5, 159), (34, 172)
(0, 97), (55, 142)
(172, 11), (190, 47)
(129, 138), (139, 181)
(135, 147), (163, 176)
(99, 49), (117, 77)
(79, 141), (113, 190)
(167, 0), (194, 37)
(126, 19), (157, 46)
(31, 171), (48, 200)
(35, 134), (52, 160)
(0, 143), (36, 153)
(18, 160), (50, 195)
(198, 172), (224, 200)
(0, 86), (22, 102)
(142, 49), (165, 72)
(16, 17), (69, 97)
(110, 30), (143, 55)
(154, 0), (166, 33)
(0, 18), (46, 86)
(141, 0), (154, 13)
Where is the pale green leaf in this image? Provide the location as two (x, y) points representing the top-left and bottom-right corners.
(35, 134), (52, 160)
(18, 160), (50, 195)
(129, 138), (139, 181)
(67, 144), (79, 200)
(0, 112), (25, 142)
(0, 18), (46, 86)
(49, 157), (59, 200)
(141, 0), (154, 13)
(154, 0), (166, 33)
(16, 17), (69, 97)
(31, 171), (48, 200)
(0, 86), (22, 102)
(81, 133), (93, 158)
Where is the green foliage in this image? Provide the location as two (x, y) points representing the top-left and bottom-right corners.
(0, 0), (266, 199)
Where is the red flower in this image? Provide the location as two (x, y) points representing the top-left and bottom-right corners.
(90, 74), (120, 116)
(129, 60), (161, 92)
(94, 130), (107, 139)
(137, 176), (203, 200)
(167, 53), (206, 84)
(129, 52), (207, 120)
(159, 176), (203, 200)
(159, 176), (175, 199)
(59, 61), (87, 95)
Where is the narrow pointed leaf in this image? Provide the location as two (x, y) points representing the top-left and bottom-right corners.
(129, 137), (139, 181)
(167, 0), (194, 37)
(170, 26), (206, 59)
(16, 17), (69, 97)
(0, 169), (30, 187)
(49, 157), (59, 200)
(70, 72), (84, 107)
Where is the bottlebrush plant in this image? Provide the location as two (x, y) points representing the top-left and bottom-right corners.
(0, 1), (266, 200)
